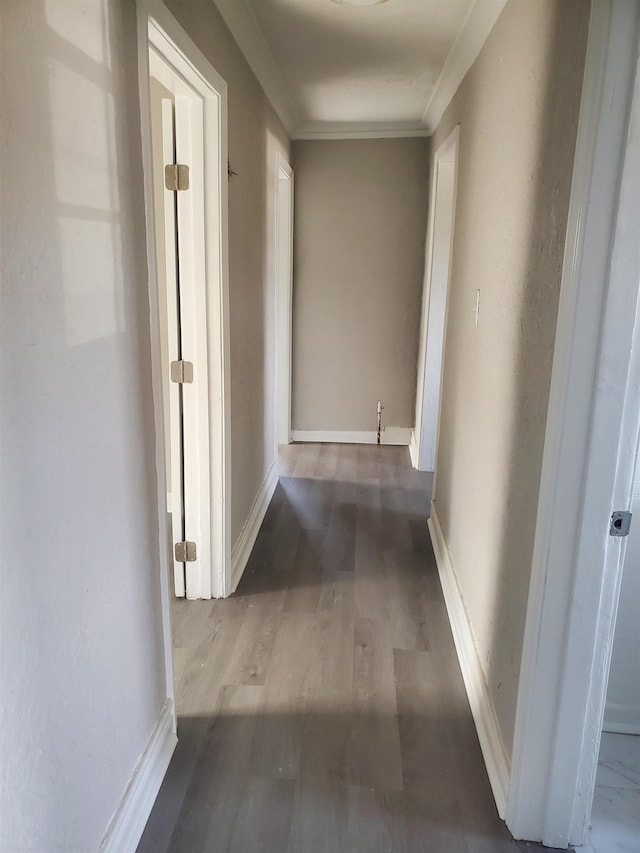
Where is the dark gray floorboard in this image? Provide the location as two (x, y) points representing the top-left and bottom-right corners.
(138, 443), (566, 853)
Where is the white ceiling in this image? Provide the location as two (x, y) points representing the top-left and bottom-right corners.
(214, 0), (506, 139)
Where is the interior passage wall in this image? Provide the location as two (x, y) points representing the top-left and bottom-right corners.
(292, 138), (429, 434)
(429, 0), (590, 757)
(163, 0), (291, 543)
(0, 1), (167, 849)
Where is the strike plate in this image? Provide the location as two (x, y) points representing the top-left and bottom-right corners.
(610, 511), (632, 537)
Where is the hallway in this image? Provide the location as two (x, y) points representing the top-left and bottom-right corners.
(139, 444), (549, 852)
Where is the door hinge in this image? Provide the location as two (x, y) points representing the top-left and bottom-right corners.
(610, 511), (632, 537)
(165, 163), (190, 191)
(175, 541), (197, 562)
(170, 360), (194, 384)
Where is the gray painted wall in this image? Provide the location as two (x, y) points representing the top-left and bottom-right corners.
(292, 138), (429, 433)
(429, 0), (590, 757)
(0, 1), (166, 849)
(0, 0), (290, 848)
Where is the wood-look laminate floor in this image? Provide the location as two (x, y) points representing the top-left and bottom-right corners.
(139, 444), (554, 853)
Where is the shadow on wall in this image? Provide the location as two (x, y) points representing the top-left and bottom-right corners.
(433, 0), (590, 752)
(1, 1), (165, 849)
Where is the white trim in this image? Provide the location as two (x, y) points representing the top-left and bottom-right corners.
(421, 0), (507, 132)
(275, 153), (294, 448)
(293, 123), (430, 140)
(230, 463), (279, 593)
(413, 126), (459, 476)
(100, 700), (177, 853)
(507, 1), (640, 847)
(212, 0), (299, 134)
(137, 0), (232, 601)
(291, 428), (412, 446)
(428, 508), (510, 819)
(409, 429), (420, 469)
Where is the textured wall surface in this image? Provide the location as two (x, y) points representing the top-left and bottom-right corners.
(0, 0), (292, 848)
(292, 138), (429, 432)
(0, 2), (167, 849)
(164, 0), (291, 543)
(430, 0), (590, 756)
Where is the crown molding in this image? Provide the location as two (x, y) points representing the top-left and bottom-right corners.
(212, 0), (299, 133)
(213, 0), (505, 142)
(421, 0), (507, 133)
(293, 122), (430, 140)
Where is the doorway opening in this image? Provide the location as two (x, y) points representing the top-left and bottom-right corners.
(137, 2), (232, 613)
(591, 428), (640, 850)
(275, 153), (294, 450)
(413, 125), (459, 474)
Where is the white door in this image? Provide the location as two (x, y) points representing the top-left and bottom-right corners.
(153, 89), (210, 600)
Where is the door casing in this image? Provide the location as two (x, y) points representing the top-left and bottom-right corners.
(137, 0), (232, 637)
(413, 126), (459, 475)
(507, 0), (640, 846)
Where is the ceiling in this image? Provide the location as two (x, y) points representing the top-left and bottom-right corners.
(213, 0), (506, 139)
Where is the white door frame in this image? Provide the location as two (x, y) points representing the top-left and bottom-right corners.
(157, 93), (186, 598)
(275, 153), (294, 448)
(136, 0), (232, 606)
(506, 0), (640, 847)
(412, 126), (459, 473)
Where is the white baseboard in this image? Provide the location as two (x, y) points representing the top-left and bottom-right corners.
(231, 461), (279, 593)
(409, 429), (419, 468)
(100, 699), (177, 853)
(428, 507), (510, 819)
(291, 428), (412, 446)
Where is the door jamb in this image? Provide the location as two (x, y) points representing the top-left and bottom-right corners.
(275, 153), (294, 449)
(136, 0), (232, 648)
(412, 125), (459, 475)
(506, 1), (640, 846)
